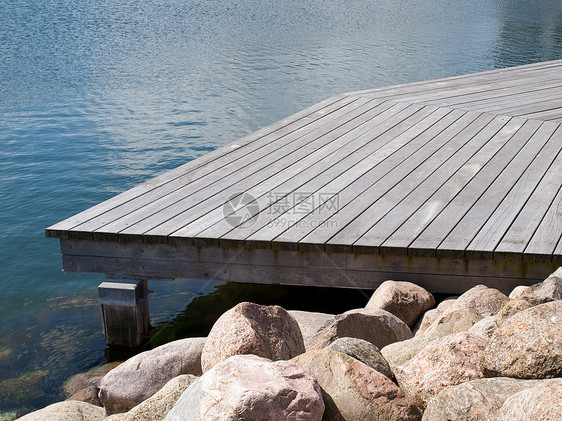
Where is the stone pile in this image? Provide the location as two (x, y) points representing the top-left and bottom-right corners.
(18, 268), (562, 420)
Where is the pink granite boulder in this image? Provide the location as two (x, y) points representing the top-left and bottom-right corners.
(201, 302), (305, 372)
(412, 297), (457, 336)
(293, 349), (421, 421)
(307, 308), (412, 350)
(508, 267), (562, 305)
(498, 378), (562, 420)
(288, 310), (334, 350)
(366, 281), (435, 328)
(165, 355), (324, 421)
(99, 337), (206, 414)
(17, 400), (104, 421)
(439, 285), (508, 319)
(394, 332), (489, 411)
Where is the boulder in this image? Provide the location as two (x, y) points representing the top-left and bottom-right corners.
(288, 310), (334, 350)
(115, 375), (197, 421)
(440, 285), (508, 319)
(165, 355), (324, 421)
(99, 337), (206, 414)
(394, 332), (489, 411)
(325, 337), (393, 380)
(412, 297), (457, 336)
(508, 268), (562, 305)
(63, 362), (120, 397)
(307, 308), (412, 350)
(201, 302), (305, 372)
(365, 281), (435, 328)
(481, 301), (562, 379)
(67, 385), (101, 407)
(293, 349), (421, 421)
(508, 285), (528, 299)
(17, 400), (104, 421)
(498, 378), (562, 420)
(467, 315), (498, 338)
(494, 298), (533, 324)
(424, 308), (483, 338)
(380, 335), (437, 374)
(422, 377), (541, 421)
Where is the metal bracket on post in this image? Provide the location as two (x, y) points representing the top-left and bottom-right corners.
(98, 279), (150, 349)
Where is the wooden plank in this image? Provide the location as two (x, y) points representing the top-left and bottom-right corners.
(408, 119), (543, 256)
(293, 111), (490, 249)
(81, 96), (375, 238)
(467, 124), (562, 258)
(250, 109), (477, 247)
(495, 148), (562, 258)
(524, 186), (562, 260)
(437, 121), (559, 257)
(355, 115), (522, 250)
(168, 103), (438, 242)
(45, 94), (353, 236)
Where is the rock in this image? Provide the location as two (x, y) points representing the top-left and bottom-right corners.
(201, 302), (305, 372)
(0, 411), (17, 421)
(63, 362), (120, 397)
(293, 349), (421, 421)
(424, 308), (482, 338)
(288, 310), (334, 350)
(481, 301), (562, 379)
(380, 335), (437, 374)
(165, 355), (324, 421)
(365, 281), (435, 328)
(412, 297), (457, 336)
(99, 337), (206, 414)
(116, 375), (197, 421)
(509, 285), (528, 299)
(325, 337), (393, 380)
(394, 332), (489, 411)
(440, 285), (508, 319)
(468, 315), (498, 338)
(494, 298), (534, 324)
(509, 268), (562, 305)
(67, 385), (101, 407)
(307, 308), (412, 350)
(498, 378), (562, 420)
(0, 370), (47, 404)
(17, 401), (104, 421)
(422, 377), (541, 421)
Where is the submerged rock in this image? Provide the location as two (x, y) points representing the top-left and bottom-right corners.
(165, 355), (324, 421)
(365, 281), (435, 328)
(99, 337), (205, 414)
(293, 349), (421, 421)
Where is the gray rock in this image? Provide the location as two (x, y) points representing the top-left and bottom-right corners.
(468, 315), (498, 338)
(17, 400), (104, 421)
(67, 385), (101, 407)
(325, 337), (393, 380)
(481, 301), (562, 379)
(422, 377), (541, 421)
(498, 378), (562, 420)
(201, 302), (305, 372)
(424, 308), (483, 338)
(293, 349), (421, 421)
(99, 337), (206, 414)
(365, 281), (435, 328)
(440, 285), (508, 319)
(63, 362), (120, 397)
(381, 335), (438, 374)
(307, 308), (412, 350)
(288, 310), (334, 350)
(509, 268), (562, 305)
(165, 355), (324, 421)
(116, 375), (197, 421)
(395, 332), (489, 411)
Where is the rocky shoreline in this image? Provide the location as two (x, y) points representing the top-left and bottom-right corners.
(18, 268), (562, 420)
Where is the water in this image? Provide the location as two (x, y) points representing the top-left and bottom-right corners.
(1, 0), (562, 415)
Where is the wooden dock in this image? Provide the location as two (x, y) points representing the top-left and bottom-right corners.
(47, 60), (562, 297)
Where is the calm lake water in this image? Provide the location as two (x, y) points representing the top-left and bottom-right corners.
(1, 0), (562, 415)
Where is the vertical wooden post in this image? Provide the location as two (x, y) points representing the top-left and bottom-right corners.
(98, 279), (150, 348)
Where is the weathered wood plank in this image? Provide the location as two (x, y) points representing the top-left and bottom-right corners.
(524, 186), (562, 261)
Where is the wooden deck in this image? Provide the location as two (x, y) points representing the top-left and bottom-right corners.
(46, 60), (562, 294)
